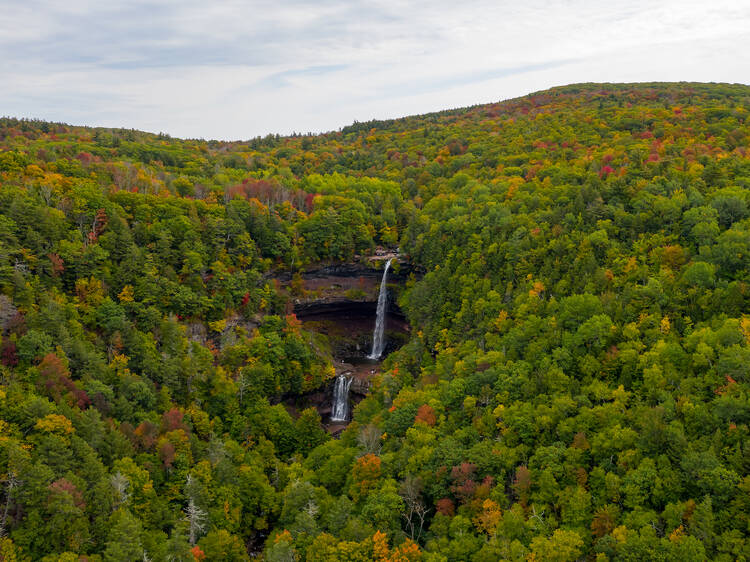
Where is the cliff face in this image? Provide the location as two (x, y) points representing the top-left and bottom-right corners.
(287, 261), (413, 310)
(277, 260), (410, 430)
(290, 262), (409, 357)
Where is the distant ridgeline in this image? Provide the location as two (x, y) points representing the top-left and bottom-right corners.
(0, 82), (750, 560)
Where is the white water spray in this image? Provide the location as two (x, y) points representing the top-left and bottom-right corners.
(330, 375), (353, 421)
(368, 258), (392, 360)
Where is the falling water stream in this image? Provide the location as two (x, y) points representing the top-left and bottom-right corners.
(330, 374), (353, 421)
(330, 258), (394, 423)
(367, 258), (392, 360)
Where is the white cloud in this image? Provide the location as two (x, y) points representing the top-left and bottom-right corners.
(1, 0), (749, 139)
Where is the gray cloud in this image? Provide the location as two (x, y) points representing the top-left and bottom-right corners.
(257, 65), (350, 89)
(1, 0), (749, 139)
(378, 60), (581, 99)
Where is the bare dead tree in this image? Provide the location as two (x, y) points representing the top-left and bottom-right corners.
(37, 182), (53, 205)
(304, 499), (319, 518)
(357, 424), (383, 456)
(185, 498), (207, 546)
(529, 505), (550, 535)
(111, 471), (130, 508)
(0, 295), (18, 332)
(400, 475), (430, 543)
(236, 371), (250, 406)
(0, 471), (20, 537)
(207, 435), (227, 466)
(184, 475), (207, 546)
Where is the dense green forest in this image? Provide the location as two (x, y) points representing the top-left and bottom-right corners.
(1, 82), (750, 560)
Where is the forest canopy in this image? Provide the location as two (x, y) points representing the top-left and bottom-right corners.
(1, 82), (750, 560)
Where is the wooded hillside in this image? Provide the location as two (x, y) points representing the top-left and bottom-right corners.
(1, 82), (750, 560)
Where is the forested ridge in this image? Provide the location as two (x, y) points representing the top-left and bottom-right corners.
(1, 82), (750, 560)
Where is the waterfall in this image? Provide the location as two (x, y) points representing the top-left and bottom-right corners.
(330, 375), (353, 422)
(368, 258), (393, 360)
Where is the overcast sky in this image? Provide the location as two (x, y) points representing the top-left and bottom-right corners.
(2, 0), (750, 140)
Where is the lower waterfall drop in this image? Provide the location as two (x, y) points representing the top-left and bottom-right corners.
(330, 375), (353, 422)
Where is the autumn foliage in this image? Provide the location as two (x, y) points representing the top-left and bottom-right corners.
(0, 83), (749, 560)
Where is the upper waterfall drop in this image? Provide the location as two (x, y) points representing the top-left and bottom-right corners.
(368, 258), (393, 360)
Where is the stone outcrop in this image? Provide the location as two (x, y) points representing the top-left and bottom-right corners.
(350, 377), (371, 396)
